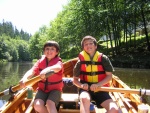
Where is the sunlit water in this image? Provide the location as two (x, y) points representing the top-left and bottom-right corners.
(0, 62), (150, 108)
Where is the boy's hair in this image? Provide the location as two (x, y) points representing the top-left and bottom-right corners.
(43, 41), (60, 52)
(81, 35), (97, 48)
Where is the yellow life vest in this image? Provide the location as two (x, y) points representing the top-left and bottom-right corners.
(79, 51), (108, 86)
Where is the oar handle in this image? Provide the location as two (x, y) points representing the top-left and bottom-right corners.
(0, 70), (55, 96)
(45, 70), (55, 78)
(96, 87), (150, 96)
(12, 70), (55, 92)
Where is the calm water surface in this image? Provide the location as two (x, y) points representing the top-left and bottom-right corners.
(0, 62), (150, 108)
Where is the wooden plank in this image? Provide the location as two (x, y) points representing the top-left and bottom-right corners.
(113, 92), (128, 113)
(63, 58), (77, 70)
(58, 109), (80, 113)
(118, 93), (137, 113)
(25, 97), (35, 113)
(109, 92), (117, 102)
(0, 88), (27, 113)
(58, 108), (96, 113)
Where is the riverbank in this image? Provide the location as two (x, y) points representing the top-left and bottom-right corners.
(110, 55), (150, 69)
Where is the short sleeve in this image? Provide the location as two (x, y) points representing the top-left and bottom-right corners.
(73, 60), (81, 77)
(31, 60), (40, 75)
(101, 54), (114, 72)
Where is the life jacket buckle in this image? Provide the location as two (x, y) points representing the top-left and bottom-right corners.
(90, 72), (96, 75)
(91, 61), (95, 65)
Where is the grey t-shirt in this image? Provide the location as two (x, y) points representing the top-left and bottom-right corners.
(73, 54), (114, 77)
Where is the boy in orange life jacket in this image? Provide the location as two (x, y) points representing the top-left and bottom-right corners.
(73, 36), (119, 113)
(19, 41), (63, 113)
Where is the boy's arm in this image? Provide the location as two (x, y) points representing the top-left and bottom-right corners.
(42, 61), (63, 73)
(96, 72), (112, 86)
(19, 69), (35, 87)
(73, 60), (89, 90)
(40, 61), (63, 79)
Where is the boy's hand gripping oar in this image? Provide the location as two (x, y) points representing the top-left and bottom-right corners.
(0, 70), (54, 97)
(95, 87), (150, 96)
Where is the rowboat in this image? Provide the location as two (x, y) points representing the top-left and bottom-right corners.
(0, 58), (150, 113)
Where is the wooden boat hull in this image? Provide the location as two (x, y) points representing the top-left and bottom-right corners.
(0, 58), (150, 113)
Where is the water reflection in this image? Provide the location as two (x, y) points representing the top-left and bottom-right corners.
(0, 62), (150, 108)
(114, 68), (150, 105)
(0, 62), (33, 108)
(0, 62), (33, 91)
(113, 68), (150, 89)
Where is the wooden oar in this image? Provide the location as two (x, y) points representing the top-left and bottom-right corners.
(95, 87), (150, 96)
(0, 70), (54, 97)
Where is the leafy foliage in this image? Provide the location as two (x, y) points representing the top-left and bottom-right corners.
(0, 35), (32, 61)
(0, 20), (31, 41)
(0, 0), (150, 69)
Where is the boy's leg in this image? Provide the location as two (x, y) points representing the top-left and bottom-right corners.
(101, 99), (119, 113)
(80, 91), (91, 113)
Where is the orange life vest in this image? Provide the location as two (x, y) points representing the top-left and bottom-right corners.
(79, 51), (109, 87)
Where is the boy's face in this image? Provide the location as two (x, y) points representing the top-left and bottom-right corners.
(44, 46), (58, 60)
(83, 39), (97, 55)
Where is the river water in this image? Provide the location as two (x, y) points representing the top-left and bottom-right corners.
(0, 62), (150, 108)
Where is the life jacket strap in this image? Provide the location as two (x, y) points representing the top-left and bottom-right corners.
(80, 61), (102, 65)
(39, 80), (62, 85)
(80, 80), (98, 85)
(80, 71), (105, 76)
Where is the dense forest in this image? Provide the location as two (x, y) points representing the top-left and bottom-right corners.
(0, 20), (32, 61)
(0, 0), (150, 68)
(0, 20), (31, 41)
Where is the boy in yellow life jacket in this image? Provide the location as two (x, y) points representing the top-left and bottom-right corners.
(73, 35), (119, 113)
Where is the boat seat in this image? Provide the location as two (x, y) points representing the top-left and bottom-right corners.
(60, 78), (106, 113)
(57, 93), (79, 111)
(60, 93), (79, 102)
(58, 93), (106, 113)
